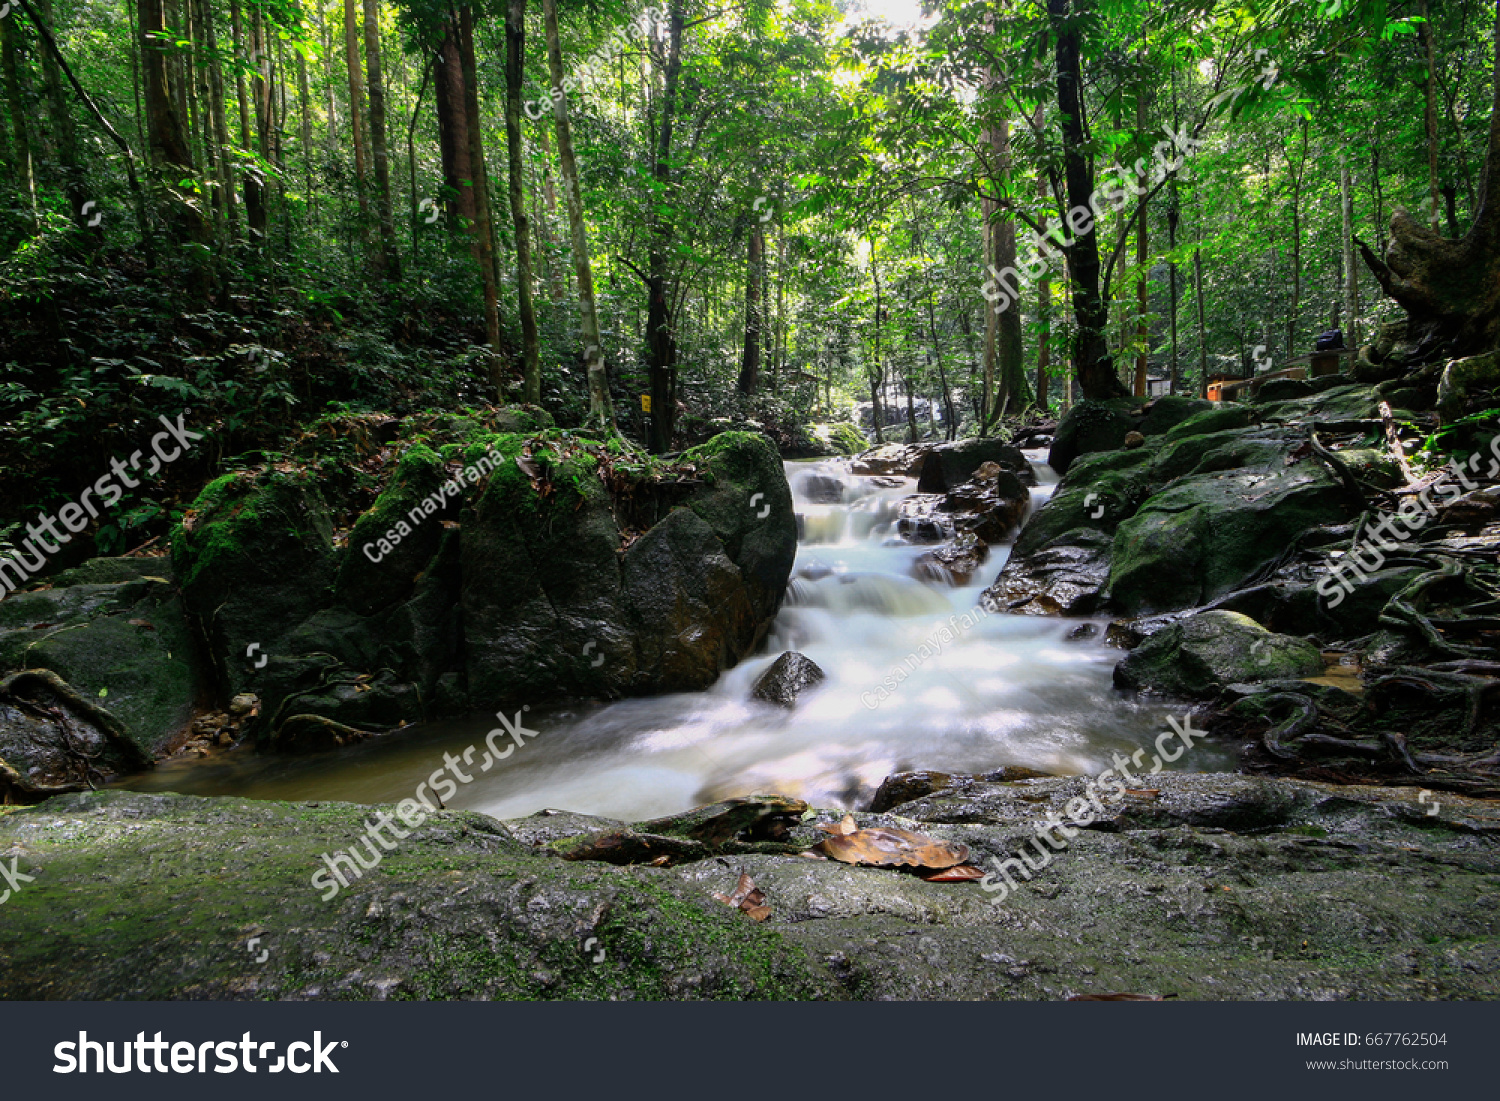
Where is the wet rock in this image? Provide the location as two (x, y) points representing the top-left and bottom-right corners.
(0, 791), (837, 1000)
(1048, 398), (1137, 474)
(1107, 464), (1353, 615)
(750, 651), (827, 708)
(7, 779), (1500, 999)
(1066, 622), (1100, 641)
(169, 427), (799, 743)
(1438, 488), (1500, 528)
(0, 563), (201, 764)
(911, 533), (991, 586)
(915, 438), (1030, 493)
(849, 444), (924, 477)
(796, 472), (846, 504)
(942, 468), (1031, 544)
(896, 497), (951, 544)
(1113, 610), (1324, 698)
(868, 770), (956, 812)
(984, 533), (1114, 616)
(0, 668), (154, 800)
(1135, 395), (1214, 435)
(229, 693), (258, 716)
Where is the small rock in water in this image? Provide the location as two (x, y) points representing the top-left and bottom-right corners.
(750, 651), (827, 708)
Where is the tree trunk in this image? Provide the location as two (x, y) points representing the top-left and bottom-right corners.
(1049, 0), (1126, 401)
(542, 0), (611, 430)
(1288, 122), (1307, 359)
(1133, 73), (1149, 396)
(434, 26), (474, 233)
(458, 6), (503, 374)
(343, 0), (371, 260)
(1134, 196), (1148, 395)
(737, 222), (763, 394)
(505, 0), (540, 404)
(645, 2), (684, 452)
(1340, 153), (1359, 348)
(1194, 209), (1207, 397)
(204, 0), (235, 238)
(1421, 0), (1441, 232)
(36, 0), (91, 235)
(140, 0), (204, 240)
(363, 0), (399, 278)
(1167, 193), (1179, 395)
(1, 18), (37, 223)
(1358, 0), (1500, 366)
(535, 125), (564, 300)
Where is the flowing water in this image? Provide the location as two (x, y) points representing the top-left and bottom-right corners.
(121, 453), (1232, 821)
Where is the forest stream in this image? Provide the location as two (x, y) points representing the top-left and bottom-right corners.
(117, 453), (1228, 821)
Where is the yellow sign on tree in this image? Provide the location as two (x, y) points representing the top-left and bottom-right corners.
(640, 394), (652, 413)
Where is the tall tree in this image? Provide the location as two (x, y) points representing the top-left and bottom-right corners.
(504, 0), (540, 403)
(541, 0), (611, 430)
(737, 219), (764, 394)
(1048, 0), (1127, 401)
(343, 0), (371, 259)
(458, 6), (503, 376)
(363, 0), (399, 277)
(139, 0), (205, 240)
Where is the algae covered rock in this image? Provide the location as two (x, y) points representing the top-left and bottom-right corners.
(1113, 610), (1324, 697)
(1047, 398), (1137, 474)
(0, 559), (200, 768)
(163, 425), (799, 743)
(0, 790), (837, 1000)
(1107, 464), (1352, 614)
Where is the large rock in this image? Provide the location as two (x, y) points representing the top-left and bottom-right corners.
(0, 791), (837, 1000)
(1047, 399), (1137, 475)
(1113, 610), (1324, 697)
(750, 651), (826, 708)
(167, 426), (799, 743)
(7, 779), (1497, 1000)
(0, 558), (201, 775)
(1107, 465), (1352, 614)
(915, 438), (1030, 493)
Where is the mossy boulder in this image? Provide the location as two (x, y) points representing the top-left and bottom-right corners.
(1113, 610), (1324, 697)
(172, 473), (339, 700)
(0, 561), (201, 767)
(1137, 395), (1214, 435)
(461, 431), (795, 708)
(1163, 403), (1256, 440)
(1047, 398), (1138, 474)
(161, 429), (798, 743)
(1107, 465), (1353, 614)
(333, 443), (453, 616)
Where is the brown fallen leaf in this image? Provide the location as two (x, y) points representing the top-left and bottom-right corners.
(815, 826), (969, 870)
(1124, 789), (1160, 798)
(712, 872), (772, 921)
(920, 863), (986, 882)
(1066, 993), (1166, 1001)
(127, 619), (155, 630)
(817, 813), (858, 836)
